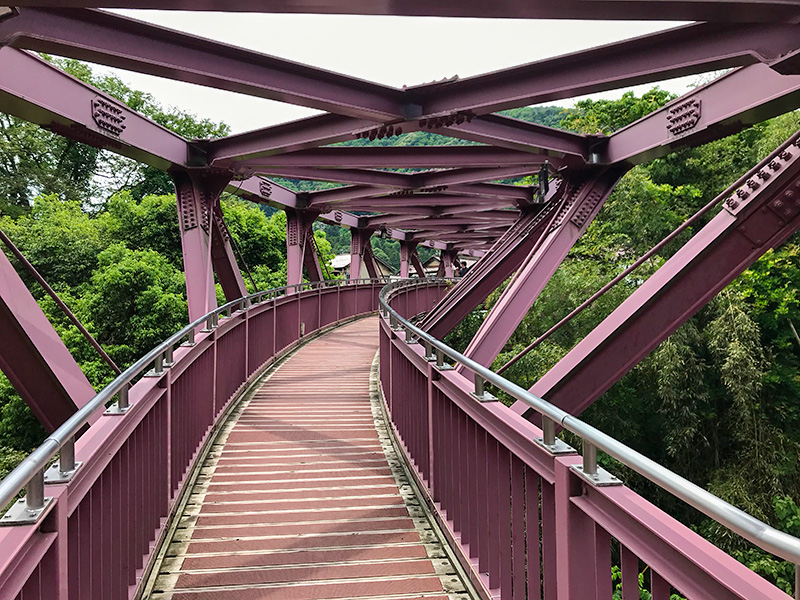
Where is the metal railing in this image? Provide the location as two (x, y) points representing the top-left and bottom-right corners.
(379, 278), (800, 577)
(0, 277), (390, 520)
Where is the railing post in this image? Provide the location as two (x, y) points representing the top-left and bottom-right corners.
(105, 383), (131, 415)
(44, 436), (82, 484)
(582, 441), (598, 477)
(145, 353), (164, 377)
(1, 469), (51, 525)
(472, 373), (497, 402)
(164, 344), (174, 367)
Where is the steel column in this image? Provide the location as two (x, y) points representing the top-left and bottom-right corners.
(285, 208), (320, 286)
(172, 170), (231, 322)
(349, 228), (374, 280)
(460, 170), (624, 371)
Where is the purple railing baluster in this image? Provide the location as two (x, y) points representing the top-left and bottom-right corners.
(620, 544), (639, 600)
(525, 466), (543, 600)
(499, 444), (513, 600)
(595, 525), (612, 600)
(488, 436), (501, 590)
(651, 571), (671, 600)
(510, 457), (526, 600)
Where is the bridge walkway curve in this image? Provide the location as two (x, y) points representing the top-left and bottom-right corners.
(143, 317), (471, 600)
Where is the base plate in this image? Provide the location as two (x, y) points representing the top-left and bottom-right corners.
(1, 497), (53, 526)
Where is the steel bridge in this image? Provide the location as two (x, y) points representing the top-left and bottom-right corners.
(3, 2), (800, 599)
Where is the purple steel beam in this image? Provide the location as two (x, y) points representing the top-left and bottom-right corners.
(410, 248), (426, 277)
(441, 115), (592, 160)
(306, 179), (532, 208)
(208, 114), (392, 165)
(387, 218), (518, 231)
(285, 208), (320, 286)
(0, 8), (410, 121)
(420, 22), (800, 116)
(421, 184), (565, 338)
(363, 243), (380, 278)
(233, 176), (302, 209)
(172, 170), (231, 322)
(441, 250), (456, 278)
(0, 47), (189, 170)
(313, 194), (521, 211)
(605, 64), (800, 166)
(460, 169), (625, 371)
(513, 132), (800, 420)
(213, 113), (586, 167)
(210, 206), (248, 301)
(303, 236), (324, 282)
(399, 241), (414, 278)
(230, 146), (549, 170)
(257, 167), (413, 188)
(364, 209), (519, 227)
(0, 248), (97, 432)
(8, 1), (800, 22)
(349, 228), (375, 279)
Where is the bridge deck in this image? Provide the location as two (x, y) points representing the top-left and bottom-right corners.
(145, 317), (469, 600)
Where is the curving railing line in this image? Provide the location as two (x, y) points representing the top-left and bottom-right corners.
(379, 278), (800, 598)
(0, 277), (395, 518)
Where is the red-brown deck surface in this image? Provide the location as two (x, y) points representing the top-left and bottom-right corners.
(149, 318), (463, 600)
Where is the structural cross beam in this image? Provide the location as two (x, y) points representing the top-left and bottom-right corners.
(7, 1), (800, 22)
(0, 7), (411, 121)
(459, 169), (626, 371)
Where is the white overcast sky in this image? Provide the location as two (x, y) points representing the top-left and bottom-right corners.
(93, 11), (698, 135)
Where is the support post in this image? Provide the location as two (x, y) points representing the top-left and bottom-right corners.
(285, 208), (321, 287)
(514, 134), (800, 419)
(399, 240), (412, 278)
(172, 169), (232, 322)
(459, 170), (624, 372)
(349, 228), (374, 280)
(440, 248), (457, 278)
(0, 249), (97, 432)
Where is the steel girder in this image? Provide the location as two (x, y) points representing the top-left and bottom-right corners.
(172, 170), (233, 321)
(604, 64), (800, 166)
(420, 182), (566, 338)
(513, 132), (800, 420)
(458, 169), (626, 371)
(0, 249), (97, 433)
(0, 8), (409, 121)
(285, 208), (323, 285)
(210, 205), (249, 301)
(350, 228), (377, 280)
(7, 1), (800, 22)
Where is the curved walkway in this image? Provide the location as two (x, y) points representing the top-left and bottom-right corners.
(145, 317), (470, 600)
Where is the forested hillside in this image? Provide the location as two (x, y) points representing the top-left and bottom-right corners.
(2, 58), (800, 592)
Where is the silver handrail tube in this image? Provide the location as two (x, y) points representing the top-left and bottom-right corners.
(379, 280), (800, 566)
(0, 277), (396, 513)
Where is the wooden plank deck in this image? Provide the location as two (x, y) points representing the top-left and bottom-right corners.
(145, 317), (470, 600)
